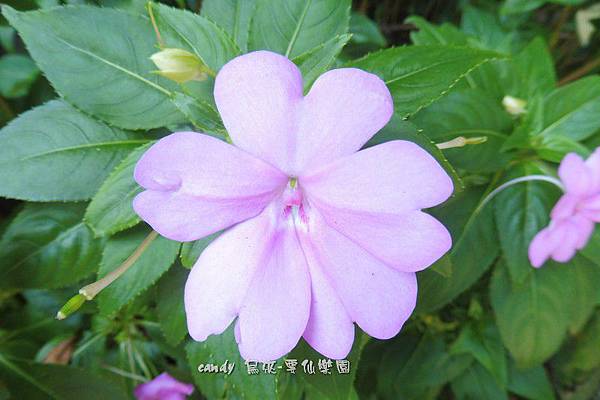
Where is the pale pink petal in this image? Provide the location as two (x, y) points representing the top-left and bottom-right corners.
(301, 209), (417, 339)
(293, 68), (393, 172)
(550, 194), (578, 220)
(214, 51), (303, 173)
(301, 141), (453, 213)
(528, 226), (555, 268)
(585, 147), (600, 190)
(134, 373), (193, 400)
(570, 215), (594, 249)
(133, 132), (286, 241)
(558, 153), (594, 196)
(237, 222), (311, 362)
(309, 200), (451, 272)
(300, 239), (355, 359)
(184, 204), (278, 342)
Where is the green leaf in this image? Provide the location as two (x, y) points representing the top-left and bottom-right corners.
(341, 12), (386, 58)
(417, 187), (498, 313)
(85, 143), (152, 237)
(179, 232), (220, 268)
(407, 16), (468, 46)
(412, 88), (512, 173)
(508, 361), (556, 400)
(560, 311), (600, 375)
(348, 45), (501, 117)
(451, 362), (508, 400)
(540, 76), (600, 141)
(156, 265), (188, 346)
(494, 163), (560, 283)
(0, 355), (128, 400)
(534, 134), (590, 163)
(3, 5), (183, 130)
(97, 226), (180, 315)
(461, 6), (515, 53)
(186, 327), (276, 400)
(293, 34), (351, 92)
(249, 0), (351, 59)
(201, 0), (256, 53)
(563, 256), (600, 334)
(378, 333), (472, 399)
(514, 37), (556, 98)
(171, 92), (225, 137)
(0, 54), (39, 98)
(286, 333), (367, 400)
(0, 100), (146, 201)
(501, 0), (586, 15)
(450, 321), (507, 387)
(490, 262), (572, 367)
(0, 203), (104, 289)
(152, 3), (240, 71)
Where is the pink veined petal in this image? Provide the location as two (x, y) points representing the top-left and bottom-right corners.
(134, 373), (193, 400)
(558, 153), (594, 196)
(293, 68), (393, 173)
(300, 140), (454, 213)
(214, 51), (303, 173)
(133, 132), (287, 241)
(309, 200), (451, 272)
(301, 208), (417, 340)
(237, 222), (311, 362)
(299, 239), (355, 359)
(184, 204), (279, 342)
(550, 194), (578, 220)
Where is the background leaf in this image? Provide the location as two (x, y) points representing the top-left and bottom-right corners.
(201, 0), (256, 53)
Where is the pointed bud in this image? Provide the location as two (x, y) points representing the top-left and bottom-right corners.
(150, 48), (209, 83)
(56, 293), (86, 320)
(436, 136), (488, 150)
(502, 95), (527, 116)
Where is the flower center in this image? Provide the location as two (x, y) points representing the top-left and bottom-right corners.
(282, 179), (309, 226)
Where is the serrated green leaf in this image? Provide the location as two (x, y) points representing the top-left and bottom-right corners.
(0, 100), (146, 201)
(0, 203), (104, 290)
(249, 0), (351, 59)
(407, 16), (468, 46)
(494, 163), (560, 283)
(171, 92), (225, 137)
(156, 265), (188, 346)
(97, 226), (179, 315)
(490, 262), (571, 367)
(0, 54), (39, 98)
(348, 45), (501, 117)
(540, 76), (600, 141)
(152, 3), (240, 72)
(293, 34), (351, 92)
(179, 232), (221, 268)
(514, 37), (556, 98)
(535, 134), (590, 163)
(3, 5), (183, 130)
(85, 143), (152, 236)
(201, 0), (256, 53)
(417, 187), (498, 313)
(186, 327), (277, 400)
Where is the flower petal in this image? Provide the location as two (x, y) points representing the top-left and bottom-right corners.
(528, 226), (557, 268)
(301, 209), (417, 339)
(214, 51), (303, 173)
(558, 153), (594, 196)
(294, 68), (393, 172)
(300, 241), (355, 359)
(184, 205), (277, 342)
(133, 132), (286, 241)
(301, 140), (454, 212)
(550, 193), (578, 220)
(585, 147), (600, 190)
(237, 224), (311, 362)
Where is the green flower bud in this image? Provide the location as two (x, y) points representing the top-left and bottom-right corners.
(56, 293), (86, 320)
(150, 48), (210, 83)
(502, 95), (527, 116)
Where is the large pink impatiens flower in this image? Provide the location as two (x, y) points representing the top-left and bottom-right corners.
(529, 149), (600, 267)
(133, 51), (453, 361)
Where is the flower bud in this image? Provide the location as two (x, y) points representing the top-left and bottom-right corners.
(56, 293), (86, 320)
(502, 95), (527, 116)
(150, 48), (209, 83)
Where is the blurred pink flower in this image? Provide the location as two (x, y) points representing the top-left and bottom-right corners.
(133, 51), (453, 361)
(134, 373), (194, 400)
(529, 149), (600, 267)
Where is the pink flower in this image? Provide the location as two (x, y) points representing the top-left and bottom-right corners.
(134, 373), (194, 400)
(133, 51), (453, 361)
(528, 149), (600, 267)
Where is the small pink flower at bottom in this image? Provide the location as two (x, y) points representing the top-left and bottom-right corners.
(528, 149), (600, 267)
(133, 51), (453, 361)
(134, 373), (194, 400)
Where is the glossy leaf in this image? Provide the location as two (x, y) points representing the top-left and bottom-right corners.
(0, 100), (146, 201)
(0, 203), (103, 289)
(451, 362), (508, 400)
(293, 34), (351, 91)
(201, 0), (256, 52)
(0, 54), (39, 98)
(249, 0), (351, 59)
(85, 143), (152, 237)
(97, 226), (180, 316)
(179, 232), (221, 268)
(3, 6), (183, 129)
(156, 265), (188, 346)
(349, 45), (501, 117)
